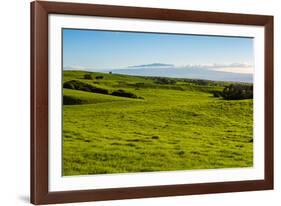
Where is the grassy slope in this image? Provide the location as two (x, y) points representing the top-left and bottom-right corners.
(63, 70), (253, 175)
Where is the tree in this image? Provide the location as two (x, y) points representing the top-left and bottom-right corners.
(84, 73), (93, 80)
(220, 84), (253, 100)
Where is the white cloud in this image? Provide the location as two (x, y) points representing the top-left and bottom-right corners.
(210, 66), (253, 74)
(179, 63), (253, 74)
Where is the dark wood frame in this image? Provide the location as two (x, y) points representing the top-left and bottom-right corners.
(31, 0), (274, 205)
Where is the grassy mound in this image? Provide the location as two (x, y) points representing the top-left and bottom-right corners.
(63, 80), (109, 94)
(63, 89), (138, 105)
(63, 79), (142, 99)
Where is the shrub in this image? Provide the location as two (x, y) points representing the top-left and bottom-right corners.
(183, 79), (210, 86)
(154, 77), (176, 84)
(95, 76), (104, 80)
(90, 86), (109, 94)
(212, 91), (222, 98)
(84, 74), (93, 80)
(135, 82), (145, 87)
(63, 80), (109, 94)
(63, 95), (83, 105)
(111, 89), (138, 98)
(213, 84), (253, 100)
(198, 80), (209, 86)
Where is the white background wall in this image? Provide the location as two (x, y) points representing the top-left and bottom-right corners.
(0, 0), (280, 205)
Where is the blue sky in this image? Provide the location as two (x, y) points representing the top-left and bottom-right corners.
(63, 29), (254, 73)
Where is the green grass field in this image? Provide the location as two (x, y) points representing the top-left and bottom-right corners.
(63, 70), (253, 176)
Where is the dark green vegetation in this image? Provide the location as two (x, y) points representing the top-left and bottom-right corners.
(64, 80), (109, 94)
(63, 79), (142, 104)
(63, 70), (253, 176)
(213, 84), (253, 100)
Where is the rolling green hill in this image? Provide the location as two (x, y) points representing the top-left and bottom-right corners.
(63, 70), (253, 176)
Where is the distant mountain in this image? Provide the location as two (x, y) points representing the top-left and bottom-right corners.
(111, 67), (253, 83)
(128, 63), (174, 68)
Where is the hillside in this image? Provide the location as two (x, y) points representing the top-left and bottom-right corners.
(63, 70), (253, 176)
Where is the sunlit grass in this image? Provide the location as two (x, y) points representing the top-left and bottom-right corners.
(63, 70), (253, 176)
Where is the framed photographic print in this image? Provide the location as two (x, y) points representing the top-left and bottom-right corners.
(30, 1), (274, 204)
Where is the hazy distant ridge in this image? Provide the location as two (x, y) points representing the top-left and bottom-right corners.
(112, 67), (253, 83)
(128, 63), (174, 68)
